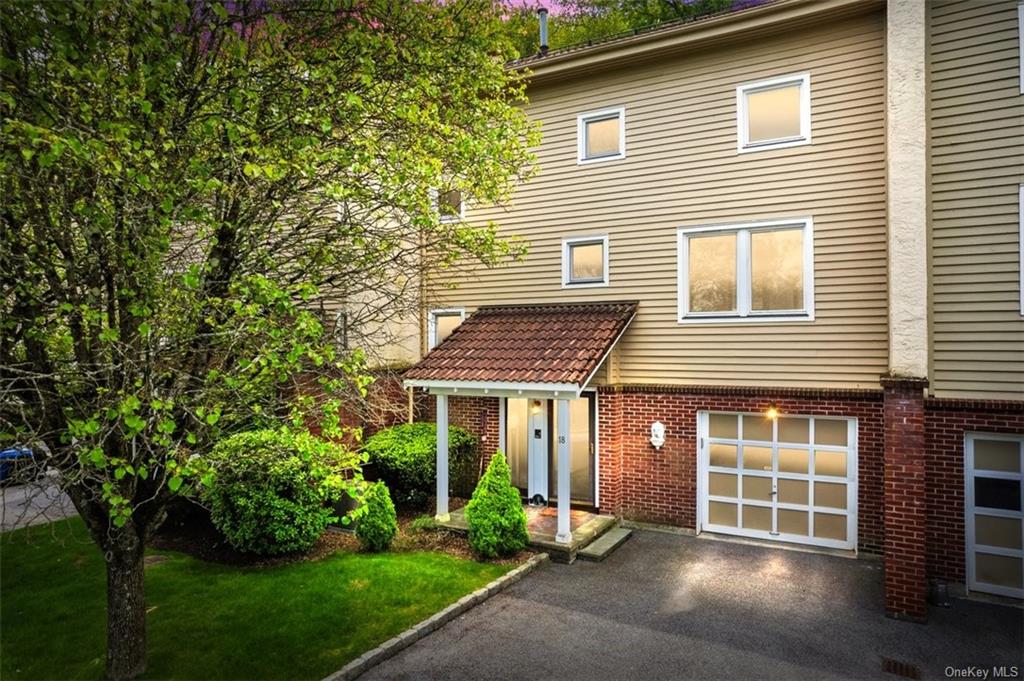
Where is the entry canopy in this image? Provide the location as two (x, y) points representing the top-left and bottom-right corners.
(403, 301), (639, 399)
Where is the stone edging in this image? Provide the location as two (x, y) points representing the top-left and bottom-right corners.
(322, 552), (550, 681)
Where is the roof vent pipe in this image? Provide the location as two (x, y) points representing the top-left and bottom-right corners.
(538, 7), (549, 55)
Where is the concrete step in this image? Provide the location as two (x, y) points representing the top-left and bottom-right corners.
(577, 527), (632, 562)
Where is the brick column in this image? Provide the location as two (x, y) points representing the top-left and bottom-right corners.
(597, 386), (622, 515)
(881, 376), (929, 622)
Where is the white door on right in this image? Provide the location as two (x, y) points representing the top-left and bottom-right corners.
(698, 411), (858, 551)
(966, 433), (1024, 599)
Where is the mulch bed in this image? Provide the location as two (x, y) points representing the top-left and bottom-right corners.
(149, 498), (533, 569)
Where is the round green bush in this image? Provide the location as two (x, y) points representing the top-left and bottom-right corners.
(355, 481), (398, 552)
(204, 428), (352, 556)
(464, 451), (529, 558)
(363, 422), (477, 508)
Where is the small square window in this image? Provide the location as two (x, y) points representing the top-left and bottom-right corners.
(577, 107), (625, 164)
(737, 73), (811, 152)
(428, 308), (464, 349)
(437, 188), (463, 223)
(562, 236), (609, 287)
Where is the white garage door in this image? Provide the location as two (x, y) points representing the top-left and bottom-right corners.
(698, 411), (858, 550)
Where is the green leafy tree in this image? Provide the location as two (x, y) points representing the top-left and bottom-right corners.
(355, 481), (399, 552)
(465, 451), (529, 558)
(0, 1), (537, 678)
(503, 0), (742, 58)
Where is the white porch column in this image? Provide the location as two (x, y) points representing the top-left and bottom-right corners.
(555, 398), (571, 544)
(435, 393), (450, 522)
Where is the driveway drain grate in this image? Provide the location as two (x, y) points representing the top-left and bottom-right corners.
(882, 658), (921, 679)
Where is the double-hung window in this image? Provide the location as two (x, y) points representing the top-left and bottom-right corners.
(577, 107), (625, 164)
(562, 235), (609, 287)
(737, 73), (811, 152)
(678, 218), (814, 323)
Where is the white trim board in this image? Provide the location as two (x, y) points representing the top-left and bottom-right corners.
(404, 378), (584, 399)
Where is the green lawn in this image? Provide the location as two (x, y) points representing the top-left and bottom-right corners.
(1, 518), (509, 680)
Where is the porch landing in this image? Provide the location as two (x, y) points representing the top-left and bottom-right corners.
(439, 506), (617, 563)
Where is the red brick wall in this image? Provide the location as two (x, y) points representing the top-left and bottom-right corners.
(924, 398), (1024, 586)
(597, 385), (886, 552)
(407, 386), (1024, 604)
(881, 377), (929, 621)
(447, 395), (501, 467)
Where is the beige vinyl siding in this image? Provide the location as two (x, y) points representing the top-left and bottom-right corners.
(428, 11), (887, 389)
(929, 0), (1024, 400)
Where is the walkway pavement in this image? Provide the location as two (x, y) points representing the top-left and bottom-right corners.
(1, 478), (77, 532)
(363, 530), (1023, 681)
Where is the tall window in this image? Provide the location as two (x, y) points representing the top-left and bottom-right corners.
(678, 219), (814, 323)
(428, 308), (464, 349)
(577, 107), (625, 164)
(562, 235), (609, 287)
(737, 73), (811, 152)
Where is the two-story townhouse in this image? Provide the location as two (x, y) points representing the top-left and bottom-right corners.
(395, 0), (1024, 621)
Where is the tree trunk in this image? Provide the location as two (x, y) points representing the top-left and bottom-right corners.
(105, 542), (147, 680)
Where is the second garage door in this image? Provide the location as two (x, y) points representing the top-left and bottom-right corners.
(698, 411), (858, 551)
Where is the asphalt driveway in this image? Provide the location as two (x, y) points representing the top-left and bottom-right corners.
(1, 478), (77, 532)
(363, 530), (1023, 681)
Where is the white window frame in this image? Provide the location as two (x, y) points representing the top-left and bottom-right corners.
(562, 235), (610, 288)
(577, 107), (626, 164)
(736, 73), (811, 153)
(965, 432), (1024, 599)
(677, 218), (815, 324)
(427, 308), (465, 350)
(1018, 4), (1023, 94)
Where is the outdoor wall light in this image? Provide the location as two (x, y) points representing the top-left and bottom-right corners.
(765, 405), (780, 420)
(531, 400), (542, 415)
(650, 421), (666, 449)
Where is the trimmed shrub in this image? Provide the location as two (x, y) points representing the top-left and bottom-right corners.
(355, 481), (398, 552)
(204, 428), (353, 556)
(464, 452), (529, 558)
(363, 422), (477, 508)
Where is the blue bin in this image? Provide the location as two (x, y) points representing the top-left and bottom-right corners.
(0, 447), (34, 482)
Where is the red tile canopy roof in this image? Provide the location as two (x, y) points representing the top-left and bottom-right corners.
(404, 301), (638, 389)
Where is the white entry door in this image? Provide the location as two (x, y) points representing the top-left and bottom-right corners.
(965, 433), (1024, 598)
(698, 411), (858, 550)
(507, 398), (549, 502)
(527, 400), (549, 501)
